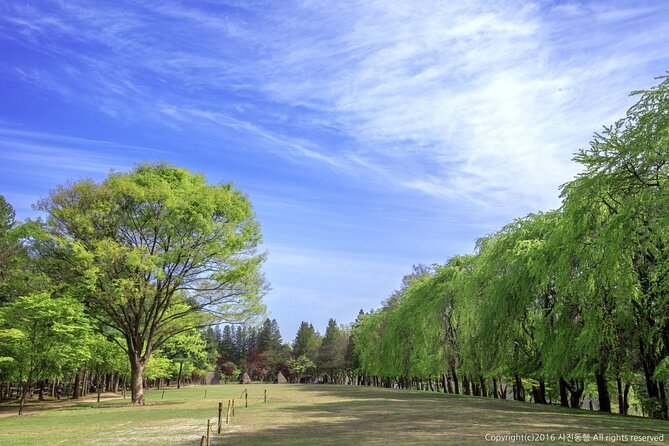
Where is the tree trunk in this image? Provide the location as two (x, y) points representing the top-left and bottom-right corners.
(18, 382), (28, 415)
(658, 381), (668, 419)
(595, 371), (611, 413)
(568, 379), (584, 409)
(97, 377), (102, 403)
(514, 375), (524, 401)
(532, 379), (547, 404)
(73, 369), (83, 400)
(617, 377), (624, 415)
(480, 376), (487, 398)
(622, 383), (630, 415)
(177, 361), (184, 389)
(638, 340), (669, 418)
(559, 378), (569, 407)
(130, 358), (146, 405)
(450, 366), (459, 395)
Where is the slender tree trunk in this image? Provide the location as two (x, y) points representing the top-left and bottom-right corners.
(559, 378), (569, 407)
(472, 380), (480, 397)
(73, 369), (83, 400)
(623, 383), (630, 415)
(462, 375), (470, 395)
(617, 377), (624, 415)
(177, 361), (184, 389)
(480, 376), (487, 398)
(658, 381), (668, 419)
(97, 377), (102, 403)
(18, 382), (27, 415)
(449, 366), (459, 394)
(595, 371), (611, 413)
(514, 375), (524, 401)
(568, 379), (584, 409)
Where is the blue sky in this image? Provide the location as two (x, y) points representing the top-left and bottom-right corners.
(1, 0), (668, 341)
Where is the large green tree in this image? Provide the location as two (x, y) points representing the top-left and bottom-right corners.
(559, 75), (669, 418)
(32, 163), (266, 404)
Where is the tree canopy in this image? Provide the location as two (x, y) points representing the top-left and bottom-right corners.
(30, 163), (267, 403)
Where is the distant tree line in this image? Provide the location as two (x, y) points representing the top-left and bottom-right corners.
(213, 317), (355, 385)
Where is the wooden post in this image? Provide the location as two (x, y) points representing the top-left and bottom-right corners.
(204, 389), (207, 400)
(232, 398), (235, 416)
(199, 435), (206, 446)
(161, 390), (165, 400)
(264, 389), (267, 403)
(226, 399), (231, 425)
(218, 402), (223, 433)
(206, 419), (211, 446)
(245, 391), (248, 408)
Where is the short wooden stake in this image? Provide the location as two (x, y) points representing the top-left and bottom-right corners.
(245, 391), (248, 408)
(264, 389), (267, 403)
(232, 398), (235, 416)
(199, 435), (206, 446)
(206, 419), (211, 446)
(204, 389), (207, 399)
(226, 399), (231, 424)
(161, 390), (165, 400)
(218, 402), (223, 433)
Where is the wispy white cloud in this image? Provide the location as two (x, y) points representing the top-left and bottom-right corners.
(0, 128), (164, 179)
(249, 1), (669, 213)
(2, 0), (668, 217)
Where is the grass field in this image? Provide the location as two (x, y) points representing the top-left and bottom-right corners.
(0, 384), (667, 445)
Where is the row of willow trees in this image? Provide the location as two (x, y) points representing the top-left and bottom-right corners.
(349, 76), (669, 419)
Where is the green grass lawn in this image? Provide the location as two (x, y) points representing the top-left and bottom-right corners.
(0, 384), (667, 445)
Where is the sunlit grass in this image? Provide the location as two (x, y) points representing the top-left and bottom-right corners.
(1, 385), (667, 445)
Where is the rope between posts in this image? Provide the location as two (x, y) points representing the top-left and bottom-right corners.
(197, 389), (270, 445)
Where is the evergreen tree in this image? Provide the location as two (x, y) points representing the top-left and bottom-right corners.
(219, 325), (237, 361)
(293, 322), (321, 362)
(318, 319), (347, 383)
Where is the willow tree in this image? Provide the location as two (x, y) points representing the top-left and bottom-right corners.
(352, 310), (386, 383)
(560, 75), (669, 418)
(473, 212), (562, 403)
(33, 163), (266, 404)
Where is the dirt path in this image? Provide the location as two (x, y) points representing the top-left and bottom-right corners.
(0, 392), (123, 419)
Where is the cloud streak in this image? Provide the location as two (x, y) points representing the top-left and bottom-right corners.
(3, 1), (667, 218)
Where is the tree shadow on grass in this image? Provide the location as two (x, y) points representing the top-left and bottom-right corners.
(195, 385), (668, 446)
